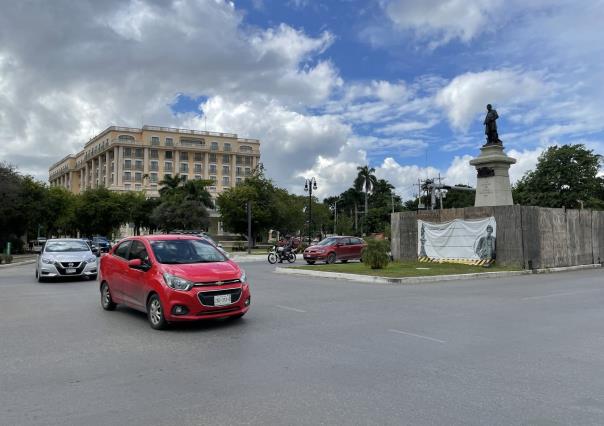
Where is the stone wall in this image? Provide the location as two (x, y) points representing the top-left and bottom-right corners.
(391, 206), (604, 269)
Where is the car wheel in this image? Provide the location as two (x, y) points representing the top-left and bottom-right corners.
(36, 269), (45, 283)
(326, 252), (337, 264)
(147, 294), (167, 330)
(100, 282), (116, 311)
(306, 261), (315, 265)
(267, 253), (278, 264)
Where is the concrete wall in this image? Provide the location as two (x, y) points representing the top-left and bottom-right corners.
(391, 206), (604, 269)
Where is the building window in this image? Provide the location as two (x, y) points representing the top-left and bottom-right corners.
(124, 160), (132, 170)
(135, 184), (142, 191)
(135, 172), (142, 183)
(236, 155), (243, 165)
(245, 156), (253, 166)
(150, 173), (158, 183)
(236, 166), (242, 176)
(240, 145), (253, 153)
(181, 138), (204, 147)
(164, 173), (172, 179)
(119, 135), (134, 142)
(211, 142), (219, 151)
(194, 163), (202, 174)
(150, 149), (158, 159)
(222, 154), (230, 164)
(194, 174), (202, 180)
(224, 143), (231, 152)
(209, 153), (217, 163)
(210, 175), (217, 183)
(180, 151), (188, 161)
(209, 186), (216, 192)
(180, 163), (189, 173)
(209, 164), (217, 174)
(181, 175), (188, 182)
(165, 151), (173, 160)
(124, 172), (132, 181)
(222, 176), (230, 186)
(165, 138), (173, 146)
(151, 136), (160, 146)
(135, 148), (144, 158)
(245, 167), (251, 176)
(222, 165), (229, 175)
(135, 160), (143, 171)
(123, 148), (132, 158)
(124, 183), (131, 190)
(150, 161), (159, 171)
(164, 162), (173, 172)
(194, 152), (203, 162)
(236, 177), (242, 185)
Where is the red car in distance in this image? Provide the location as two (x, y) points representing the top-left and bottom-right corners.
(303, 236), (367, 265)
(99, 235), (250, 329)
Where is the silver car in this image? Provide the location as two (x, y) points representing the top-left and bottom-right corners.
(35, 239), (98, 282)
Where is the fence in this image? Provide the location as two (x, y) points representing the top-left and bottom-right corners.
(391, 206), (604, 269)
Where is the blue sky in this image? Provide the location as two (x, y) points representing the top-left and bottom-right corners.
(1, 0), (603, 199)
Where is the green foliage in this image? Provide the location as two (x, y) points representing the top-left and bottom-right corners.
(443, 185), (475, 208)
(513, 144), (604, 209)
(361, 239), (391, 269)
(150, 199), (209, 232)
(74, 188), (129, 237)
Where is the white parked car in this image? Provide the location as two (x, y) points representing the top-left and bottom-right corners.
(35, 239), (98, 282)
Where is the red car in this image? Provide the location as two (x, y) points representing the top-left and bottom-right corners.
(99, 235), (250, 329)
(303, 236), (367, 265)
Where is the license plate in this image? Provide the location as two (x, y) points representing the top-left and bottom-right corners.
(214, 294), (231, 306)
(65, 268), (77, 274)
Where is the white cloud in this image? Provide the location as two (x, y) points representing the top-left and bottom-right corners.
(435, 69), (547, 132)
(382, 0), (504, 47)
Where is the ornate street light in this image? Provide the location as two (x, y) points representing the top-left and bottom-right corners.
(304, 177), (317, 244)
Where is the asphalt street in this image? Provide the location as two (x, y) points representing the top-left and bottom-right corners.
(1, 261), (604, 425)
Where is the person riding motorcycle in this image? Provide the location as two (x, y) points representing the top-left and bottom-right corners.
(278, 236), (294, 263)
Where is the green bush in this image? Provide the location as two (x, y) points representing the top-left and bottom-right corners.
(362, 239), (390, 269)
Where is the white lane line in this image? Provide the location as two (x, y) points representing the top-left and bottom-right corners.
(388, 329), (447, 344)
(522, 289), (601, 301)
(274, 304), (307, 313)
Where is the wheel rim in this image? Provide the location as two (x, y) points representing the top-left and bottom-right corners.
(149, 299), (162, 325)
(328, 253), (336, 263)
(102, 285), (111, 307)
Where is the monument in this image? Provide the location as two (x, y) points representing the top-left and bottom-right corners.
(470, 104), (516, 206)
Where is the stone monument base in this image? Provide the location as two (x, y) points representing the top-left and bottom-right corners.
(469, 144), (516, 207)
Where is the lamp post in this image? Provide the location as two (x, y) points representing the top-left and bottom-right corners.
(304, 177), (317, 244)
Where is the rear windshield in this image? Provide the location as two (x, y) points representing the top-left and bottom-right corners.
(150, 239), (226, 264)
(45, 241), (90, 253)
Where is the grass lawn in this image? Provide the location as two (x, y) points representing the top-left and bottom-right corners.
(291, 261), (521, 278)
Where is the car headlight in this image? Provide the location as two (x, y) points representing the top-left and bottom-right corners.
(163, 273), (193, 291)
(240, 270), (247, 283)
(41, 257), (54, 264)
(86, 256), (97, 263)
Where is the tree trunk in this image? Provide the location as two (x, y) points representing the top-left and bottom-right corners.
(354, 203), (358, 232)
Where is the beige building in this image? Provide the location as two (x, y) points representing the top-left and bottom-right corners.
(49, 125), (260, 234)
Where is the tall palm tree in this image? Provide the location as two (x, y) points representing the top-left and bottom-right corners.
(159, 174), (182, 197)
(354, 165), (378, 221)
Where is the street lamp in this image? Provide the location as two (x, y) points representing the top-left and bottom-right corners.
(304, 177), (317, 244)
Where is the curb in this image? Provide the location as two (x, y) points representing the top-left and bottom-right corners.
(228, 254), (268, 263)
(274, 263), (602, 285)
(0, 259), (37, 269)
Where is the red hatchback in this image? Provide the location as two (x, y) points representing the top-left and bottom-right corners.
(99, 235), (250, 329)
(303, 236), (367, 265)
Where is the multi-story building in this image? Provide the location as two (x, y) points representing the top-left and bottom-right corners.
(49, 125), (260, 235)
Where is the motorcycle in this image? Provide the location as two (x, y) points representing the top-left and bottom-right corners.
(267, 245), (296, 264)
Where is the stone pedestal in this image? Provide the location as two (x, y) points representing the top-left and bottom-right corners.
(469, 144), (516, 207)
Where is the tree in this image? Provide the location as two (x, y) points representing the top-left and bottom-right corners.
(443, 185), (475, 209)
(150, 199), (209, 232)
(354, 165), (378, 222)
(513, 144), (604, 209)
(73, 188), (128, 237)
(0, 162), (28, 250)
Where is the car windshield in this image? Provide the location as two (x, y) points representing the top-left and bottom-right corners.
(150, 239), (226, 264)
(316, 238), (338, 246)
(45, 241), (90, 252)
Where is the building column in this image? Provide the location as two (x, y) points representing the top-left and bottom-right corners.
(117, 146), (123, 187)
(84, 162), (89, 189)
(143, 147), (150, 189)
(105, 152), (111, 187)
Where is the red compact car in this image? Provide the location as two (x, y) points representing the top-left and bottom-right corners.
(99, 235), (250, 329)
(303, 236), (367, 265)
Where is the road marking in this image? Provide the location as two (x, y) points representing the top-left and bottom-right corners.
(274, 304), (307, 313)
(388, 329), (447, 344)
(521, 289), (601, 301)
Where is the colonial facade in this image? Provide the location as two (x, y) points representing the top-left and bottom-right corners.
(48, 125), (260, 235)
(49, 125), (260, 197)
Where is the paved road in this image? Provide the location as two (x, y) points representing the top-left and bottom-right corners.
(1, 262), (604, 425)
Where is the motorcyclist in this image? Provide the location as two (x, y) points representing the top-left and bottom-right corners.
(278, 235), (294, 263)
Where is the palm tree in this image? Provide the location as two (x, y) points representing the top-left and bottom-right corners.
(354, 165), (378, 222)
(159, 174), (182, 197)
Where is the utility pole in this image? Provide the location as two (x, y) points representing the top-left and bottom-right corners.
(247, 201), (252, 254)
(304, 177), (317, 244)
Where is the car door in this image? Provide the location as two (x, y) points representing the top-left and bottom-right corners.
(337, 237), (351, 259)
(123, 240), (151, 309)
(350, 238), (364, 260)
(107, 240), (132, 302)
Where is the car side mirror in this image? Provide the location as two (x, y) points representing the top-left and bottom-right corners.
(335, 243), (342, 247)
(128, 259), (143, 268)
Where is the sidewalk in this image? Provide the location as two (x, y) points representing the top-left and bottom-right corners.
(0, 254), (37, 269)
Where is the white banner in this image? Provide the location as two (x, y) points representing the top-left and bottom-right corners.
(418, 217), (497, 260)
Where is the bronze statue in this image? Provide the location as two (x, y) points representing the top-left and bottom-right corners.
(484, 104), (502, 145)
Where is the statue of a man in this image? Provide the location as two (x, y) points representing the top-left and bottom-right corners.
(484, 104), (502, 145)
